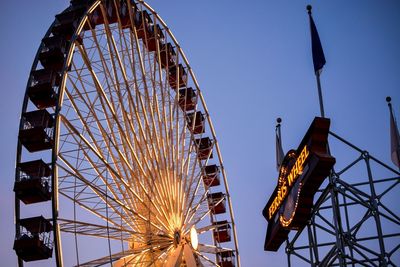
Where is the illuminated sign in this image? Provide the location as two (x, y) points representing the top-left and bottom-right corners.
(263, 117), (335, 251)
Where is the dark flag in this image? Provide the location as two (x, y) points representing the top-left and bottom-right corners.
(389, 102), (400, 167)
(307, 5), (326, 74)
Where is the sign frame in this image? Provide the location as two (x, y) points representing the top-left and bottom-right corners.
(263, 117), (336, 251)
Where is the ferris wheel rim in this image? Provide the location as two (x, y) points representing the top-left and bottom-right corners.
(14, 1), (240, 266)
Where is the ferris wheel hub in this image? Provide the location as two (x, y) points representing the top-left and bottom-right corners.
(173, 230), (181, 247)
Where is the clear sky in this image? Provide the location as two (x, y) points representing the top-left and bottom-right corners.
(0, 0), (399, 266)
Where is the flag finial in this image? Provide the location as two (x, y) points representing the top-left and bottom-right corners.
(276, 117), (282, 125)
(307, 5), (312, 14)
(386, 96), (392, 105)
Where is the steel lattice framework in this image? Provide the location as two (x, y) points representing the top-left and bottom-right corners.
(285, 131), (400, 267)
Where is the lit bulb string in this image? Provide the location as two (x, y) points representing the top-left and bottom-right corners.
(268, 146), (310, 223)
(279, 182), (303, 228)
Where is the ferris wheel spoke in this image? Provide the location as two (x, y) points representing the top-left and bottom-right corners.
(177, 113), (189, 171)
(74, 42), (169, 207)
(58, 153), (120, 202)
(180, 164), (201, 226)
(172, 69), (184, 178)
(114, 7), (136, 80)
(182, 171), (207, 226)
(181, 146), (200, 212)
(126, 26), (193, 230)
(193, 249), (218, 266)
(59, 150), (170, 234)
(60, 98), (138, 216)
(58, 218), (136, 240)
(170, 123), (184, 222)
(95, 6), (142, 152)
(139, 71), (169, 188)
(161, 85), (175, 192)
(59, 188), (131, 231)
(121, 21), (171, 186)
(110, 20), (160, 165)
(197, 244), (234, 255)
(68, 55), (134, 171)
(59, 113), (139, 203)
(182, 142), (214, 218)
(150, 84), (169, 176)
(196, 222), (228, 236)
(98, 3), (156, 154)
(75, 248), (148, 267)
(59, 218), (172, 250)
(185, 192), (223, 229)
(152, 49), (172, 181)
(63, 84), (131, 190)
(76, 44), (168, 206)
(58, 120), (126, 204)
(92, 243), (173, 267)
(58, 159), (140, 230)
(58, 162), (170, 236)
(141, 245), (173, 267)
(75, 34), (158, 201)
(138, 31), (169, 177)
(112, 254), (136, 267)
(59, 155), (134, 227)
(164, 67), (176, 179)
(59, 117), (169, 231)
(74, 42), (141, 177)
(79, 34), (138, 176)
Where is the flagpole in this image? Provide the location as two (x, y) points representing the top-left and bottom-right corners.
(276, 117), (284, 171)
(316, 71), (325, 118)
(307, 5), (326, 118)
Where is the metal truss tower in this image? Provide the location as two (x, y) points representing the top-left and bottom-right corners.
(285, 131), (400, 267)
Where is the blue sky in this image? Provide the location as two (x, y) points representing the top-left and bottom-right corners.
(0, 0), (399, 266)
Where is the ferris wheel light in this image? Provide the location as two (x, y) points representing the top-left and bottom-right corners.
(190, 226), (198, 250)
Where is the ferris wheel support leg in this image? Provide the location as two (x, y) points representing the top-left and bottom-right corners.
(52, 112), (63, 267)
(51, 168), (63, 267)
(15, 197), (24, 267)
(15, 147), (23, 267)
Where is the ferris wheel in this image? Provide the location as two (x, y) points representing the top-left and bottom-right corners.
(13, 0), (239, 266)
